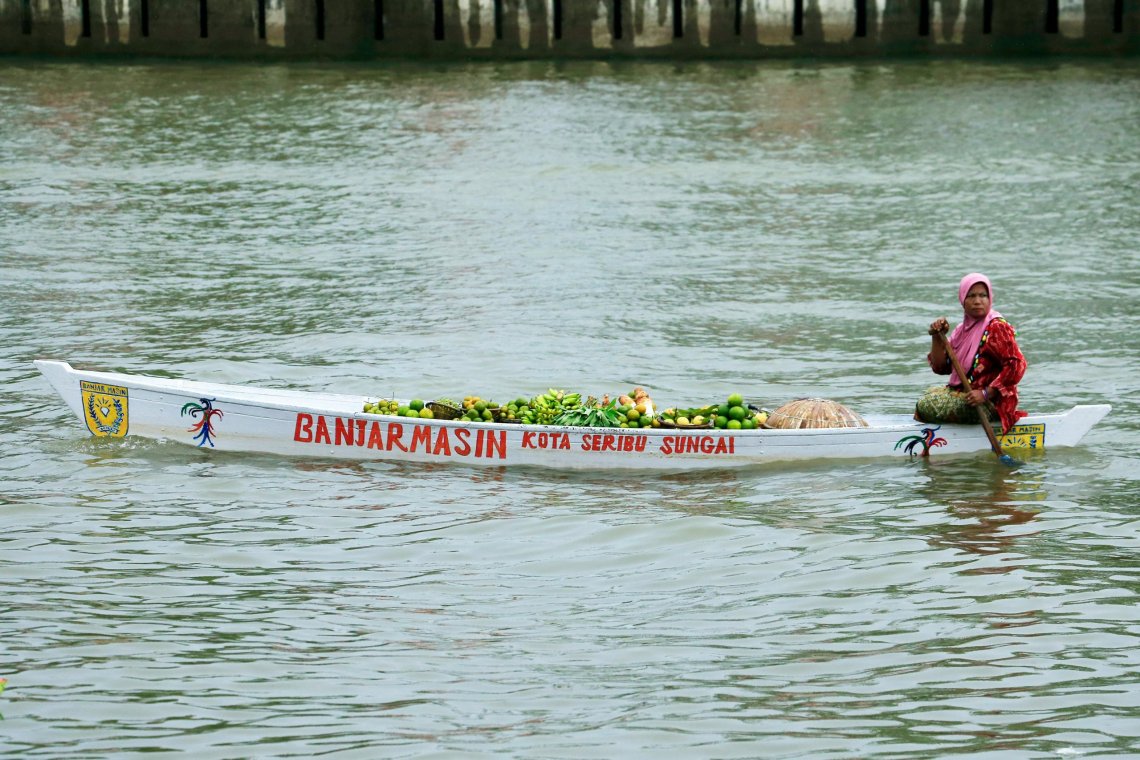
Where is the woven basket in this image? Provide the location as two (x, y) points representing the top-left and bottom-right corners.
(427, 401), (464, 420)
(487, 407), (525, 423)
(658, 418), (714, 429)
(764, 398), (868, 430)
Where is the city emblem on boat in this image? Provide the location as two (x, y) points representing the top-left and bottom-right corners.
(1000, 423), (1046, 449)
(80, 380), (129, 438)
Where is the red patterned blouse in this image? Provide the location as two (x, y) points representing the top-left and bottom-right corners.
(929, 318), (1028, 433)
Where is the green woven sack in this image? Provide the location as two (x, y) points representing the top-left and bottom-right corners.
(914, 385), (991, 425)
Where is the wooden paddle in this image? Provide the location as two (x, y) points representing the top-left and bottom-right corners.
(936, 330), (1019, 467)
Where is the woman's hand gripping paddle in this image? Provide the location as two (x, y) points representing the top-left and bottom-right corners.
(936, 331), (1020, 467)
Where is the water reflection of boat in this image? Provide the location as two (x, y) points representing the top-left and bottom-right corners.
(36, 360), (1111, 471)
(924, 461), (1046, 567)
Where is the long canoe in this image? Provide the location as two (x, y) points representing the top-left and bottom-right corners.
(35, 360), (1110, 470)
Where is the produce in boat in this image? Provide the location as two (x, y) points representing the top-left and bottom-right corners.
(33, 361), (1111, 471)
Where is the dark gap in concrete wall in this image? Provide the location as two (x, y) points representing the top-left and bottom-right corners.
(200, 0), (209, 39)
(734, 0), (742, 35)
(374, 0), (384, 40)
(1114, 0), (1123, 33)
(794, 0), (804, 36)
(919, 0), (930, 36)
(316, 0), (326, 40)
(983, 0), (993, 34)
(553, 0), (562, 40)
(81, 0), (92, 38)
(673, 0), (682, 38)
(855, 0), (867, 37)
(614, 0), (623, 40)
(494, 0), (503, 40)
(257, 0), (266, 39)
(433, 0), (443, 40)
(21, 0), (32, 35)
(142, 0), (150, 37)
(1046, 0), (1059, 33)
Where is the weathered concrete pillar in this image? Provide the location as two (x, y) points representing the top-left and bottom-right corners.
(552, 0), (597, 52)
(0, 0), (1136, 58)
(879, 0), (923, 52)
(378, 0), (434, 55)
(281, 0), (374, 58)
(493, 0), (555, 55)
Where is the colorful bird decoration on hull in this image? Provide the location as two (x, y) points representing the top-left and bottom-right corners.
(181, 398), (223, 447)
(894, 426), (948, 457)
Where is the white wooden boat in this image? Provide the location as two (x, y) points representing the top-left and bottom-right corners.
(35, 360), (1110, 470)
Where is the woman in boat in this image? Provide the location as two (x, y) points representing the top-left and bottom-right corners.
(917, 272), (1027, 434)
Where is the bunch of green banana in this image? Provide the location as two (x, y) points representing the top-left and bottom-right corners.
(523, 389), (582, 425)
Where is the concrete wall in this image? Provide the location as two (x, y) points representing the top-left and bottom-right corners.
(0, 0), (1136, 58)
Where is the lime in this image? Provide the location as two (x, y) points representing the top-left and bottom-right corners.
(717, 403), (730, 418)
(627, 408), (640, 422)
(714, 415), (728, 429)
(419, 408), (434, 419)
(741, 418), (755, 430)
(409, 399), (424, 411)
(727, 393), (744, 406)
(727, 419), (742, 430)
(728, 405), (747, 421)
(474, 401), (487, 413)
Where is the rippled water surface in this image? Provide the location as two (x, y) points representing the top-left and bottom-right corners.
(1, 58), (1138, 757)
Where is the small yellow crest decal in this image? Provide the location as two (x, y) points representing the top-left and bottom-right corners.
(81, 381), (129, 438)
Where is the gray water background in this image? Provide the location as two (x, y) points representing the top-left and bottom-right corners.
(1, 58), (1138, 757)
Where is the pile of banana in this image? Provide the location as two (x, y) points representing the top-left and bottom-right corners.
(523, 389), (581, 425)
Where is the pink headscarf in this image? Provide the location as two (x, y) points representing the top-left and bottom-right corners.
(948, 273), (1001, 386)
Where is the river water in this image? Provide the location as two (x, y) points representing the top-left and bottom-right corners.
(1, 58), (1138, 757)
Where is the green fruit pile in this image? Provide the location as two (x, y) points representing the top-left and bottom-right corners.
(711, 392), (767, 430)
(361, 398), (439, 419)
(525, 389), (581, 425)
(365, 387), (770, 431)
(497, 397), (532, 422)
(657, 405), (717, 427)
(462, 396), (498, 422)
(614, 402), (655, 429)
(363, 399), (400, 415)
(400, 399), (434, 419)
